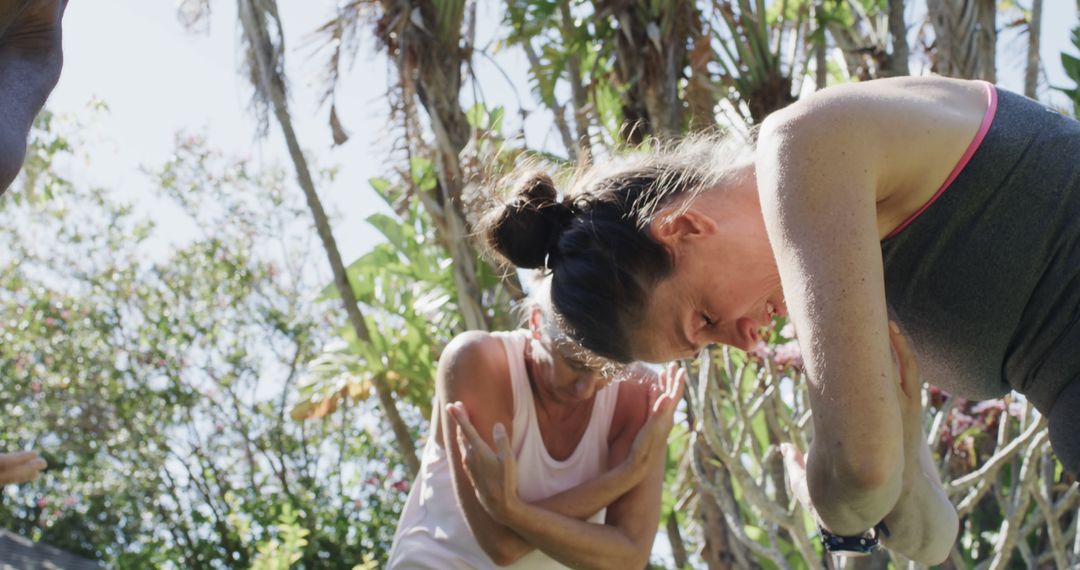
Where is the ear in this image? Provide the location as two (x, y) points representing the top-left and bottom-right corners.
(649, 206), (718, 249)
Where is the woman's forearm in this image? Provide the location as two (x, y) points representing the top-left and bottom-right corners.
(474, 461), (643, 564)
(502, 500), (647, 570)
(531, 461), (640, 520)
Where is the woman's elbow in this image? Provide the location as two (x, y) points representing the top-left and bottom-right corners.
(491, 552), (524, 567)
(615, 531), (654, 570)
(811, 457), (903, 534)
(842, 457), (902, 493)
(826, 436), (905, 493)
(484, 541), (528, 567)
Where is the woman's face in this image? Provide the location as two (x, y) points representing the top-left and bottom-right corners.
(527, 309), (616, 403)
(633, 258), (786, 361)
(630, 200), (785, 362)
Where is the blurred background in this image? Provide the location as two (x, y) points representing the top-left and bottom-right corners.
(2, 0), (1079, 568)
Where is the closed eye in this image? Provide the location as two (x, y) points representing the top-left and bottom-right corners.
(702, 313), (716, 329)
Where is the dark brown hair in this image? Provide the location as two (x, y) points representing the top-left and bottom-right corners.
(481, 136), (747, 363)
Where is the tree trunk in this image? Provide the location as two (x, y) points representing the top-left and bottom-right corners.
(927, 0), (997, 81)
(1025, 0), (1043, 98)
(594, 0), (696, 139)
(696, 440), (757, 570)
(666, 511), (689, 568)
(558, 0), (592, 160)
(686, 13), (718, 132)
(236, 0), (419, 477)
(884, 0), (909, 76)
(814, 0), (828, 89)
(391, 1), (488, 333)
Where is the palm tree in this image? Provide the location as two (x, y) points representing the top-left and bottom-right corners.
(926, 0), (997, 81)
(1025, 0), (1043, 98)
(233, 0), (420, 476)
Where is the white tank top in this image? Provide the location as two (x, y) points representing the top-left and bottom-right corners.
(386, 331), (621, 569)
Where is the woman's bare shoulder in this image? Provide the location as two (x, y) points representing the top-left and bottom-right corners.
(610, 365), (659, 440)
(437, 331), (514, 397)
(756, 75), (990, 234)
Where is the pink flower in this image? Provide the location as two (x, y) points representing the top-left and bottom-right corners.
(773, 341), (803, 370)
(779, 322), (796, 339)
(63, 496), (77, 508)
(970, 400), (1005, 414)
(392, 480), (410, 493)
(748, 341), (772, 361)
(36, 497), (49, 509)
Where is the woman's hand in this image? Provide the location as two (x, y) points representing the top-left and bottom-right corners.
(0, 451), (47, 485)
(781, 442), (815, 518)
(448, 401), (520, 524)
(626, 364), (686, 476)
(888, 322), (924, 447)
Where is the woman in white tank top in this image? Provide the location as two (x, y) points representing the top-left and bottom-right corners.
(387, 283), (684, 569)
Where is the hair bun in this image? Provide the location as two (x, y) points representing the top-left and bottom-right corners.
(486, 172), (573, 269)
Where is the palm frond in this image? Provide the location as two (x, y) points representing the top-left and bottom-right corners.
(237, 0), (288, 137)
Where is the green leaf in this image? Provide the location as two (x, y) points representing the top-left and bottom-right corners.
(1062, 53), (1080, 82)
(489, 106), (505, 133)
(466, 103), (486, 129)
(369, 177), (394, 201)
(409, 156), (438, 193)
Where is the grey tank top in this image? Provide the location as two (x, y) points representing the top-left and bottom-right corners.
(881, 85), (1080, 414)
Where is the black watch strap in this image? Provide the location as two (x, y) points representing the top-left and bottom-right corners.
(819, 521), (891, 555)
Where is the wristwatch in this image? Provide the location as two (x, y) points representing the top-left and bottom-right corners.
(819, 521), (891, 555)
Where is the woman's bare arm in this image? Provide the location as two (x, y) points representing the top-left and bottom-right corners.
(757, 79), (986, 536)
(436, 332), (531, 565)
(493, 368), (681, 569)
(439, 334), (661, 565)
(781, 325), (958, 563)
(756, 96), (907, 534)
(452, 365), (683, 569)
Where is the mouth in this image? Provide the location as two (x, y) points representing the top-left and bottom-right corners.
(766, 297), (788, 318)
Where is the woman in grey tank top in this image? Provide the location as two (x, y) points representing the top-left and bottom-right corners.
(480, 75), (1080, 565)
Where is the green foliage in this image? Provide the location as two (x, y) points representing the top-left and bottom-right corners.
(0, 115), (410, 568)
(302, 175), (460, 420)
(1055, 23), (1080, 117)
(249, 506), (309, 570)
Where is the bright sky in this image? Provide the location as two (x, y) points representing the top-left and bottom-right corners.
(44, 1), (1080, 267)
